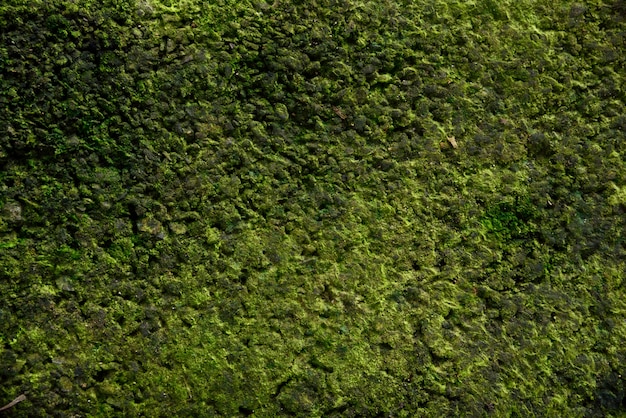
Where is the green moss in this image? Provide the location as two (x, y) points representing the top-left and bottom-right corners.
(1, 0), (626, 416)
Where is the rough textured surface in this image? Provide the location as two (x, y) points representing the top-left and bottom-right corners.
(1, 0), (625, 416)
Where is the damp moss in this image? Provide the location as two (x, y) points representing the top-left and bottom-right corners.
(1, 0), (626, 416)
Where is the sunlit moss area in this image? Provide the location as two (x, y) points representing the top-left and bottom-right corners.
(1, 0), (626, 416)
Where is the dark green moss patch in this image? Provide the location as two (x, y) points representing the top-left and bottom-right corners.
(1, 0), (626, 416)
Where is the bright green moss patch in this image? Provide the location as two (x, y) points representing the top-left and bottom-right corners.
(1, 0), (626, 416)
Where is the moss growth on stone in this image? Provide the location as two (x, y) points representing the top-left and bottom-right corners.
(1, 0), (626, 416)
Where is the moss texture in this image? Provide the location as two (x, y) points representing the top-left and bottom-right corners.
(1, 0), (626, 416)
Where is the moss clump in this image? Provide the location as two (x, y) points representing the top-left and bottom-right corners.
(1, 0), (626, 416)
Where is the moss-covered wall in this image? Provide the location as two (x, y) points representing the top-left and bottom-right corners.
(1, 0), (625, 416)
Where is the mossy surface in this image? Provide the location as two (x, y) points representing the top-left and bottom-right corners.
(1, 0), (626, 416)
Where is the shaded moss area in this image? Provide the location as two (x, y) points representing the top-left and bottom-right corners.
(1, 0), (626, 416)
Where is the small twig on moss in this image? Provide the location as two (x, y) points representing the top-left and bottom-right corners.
(0, 394), (26, 412)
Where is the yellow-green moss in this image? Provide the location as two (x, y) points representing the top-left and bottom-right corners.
(1, 0), (625, 416)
